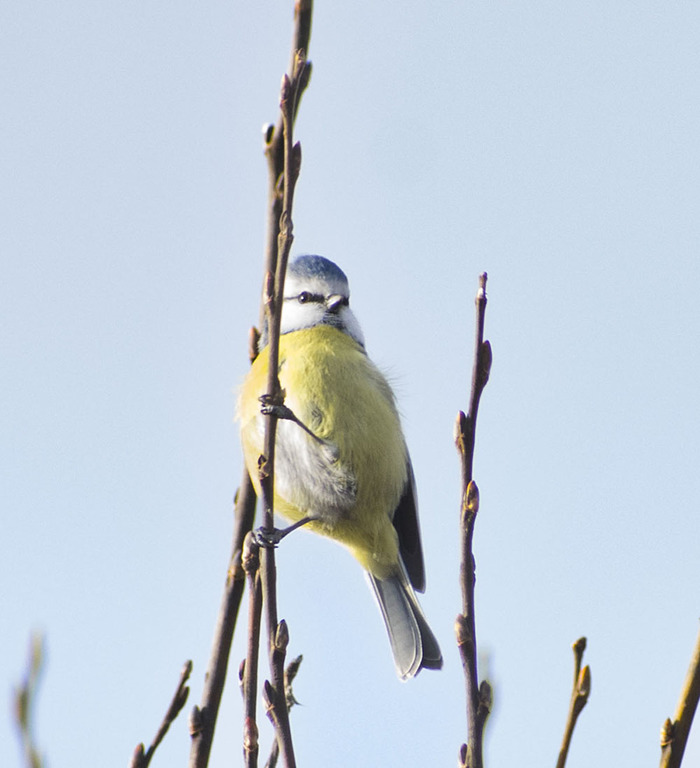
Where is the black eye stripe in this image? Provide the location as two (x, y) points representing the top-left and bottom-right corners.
(283, 292), (349, 306)
(299, 291), (323, 304)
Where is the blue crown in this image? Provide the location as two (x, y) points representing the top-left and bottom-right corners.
(289, 255), (349, 287)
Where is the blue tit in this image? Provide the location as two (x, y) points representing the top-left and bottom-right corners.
(237, 254), (442, 680)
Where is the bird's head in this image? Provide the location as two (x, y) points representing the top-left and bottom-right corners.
(273, 255), (365, 347)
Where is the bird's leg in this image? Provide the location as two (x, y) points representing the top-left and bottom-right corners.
(252, 515), (319, 548)
(259, 395), (327, 446)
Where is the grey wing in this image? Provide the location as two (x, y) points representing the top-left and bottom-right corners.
(391, 458), (426, 593)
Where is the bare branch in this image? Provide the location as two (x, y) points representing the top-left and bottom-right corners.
(454, 274), (492, 768)
(131, 661), (192, 768)
(244, 25), (311, 768)
(13, 633), (45, 768)
(241, 533), (264, 768)
(261, 0), (314, 311)
(188, 7), (313, 766)
(188, 486), (254, 768)
(659, 623), (700, 768)
(555, 637), (591, 768)
(264, 655), (304, 768)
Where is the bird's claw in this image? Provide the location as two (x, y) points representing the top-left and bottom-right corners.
(260, 401), (296, 421)
(252, 526), (284, 548)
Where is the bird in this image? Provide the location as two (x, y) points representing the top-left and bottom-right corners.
(237, 254), (442, 680)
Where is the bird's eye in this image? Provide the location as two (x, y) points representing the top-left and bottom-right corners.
(298, 291), (311, 304)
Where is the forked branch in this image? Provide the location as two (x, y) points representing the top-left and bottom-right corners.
(555, 637), (591, 768)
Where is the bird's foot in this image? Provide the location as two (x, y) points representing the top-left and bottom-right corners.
(259, 396), (295, 422)
(251, 526), (285, 548)
(252, 516), (316, 548)
(258, 395), (326, 446)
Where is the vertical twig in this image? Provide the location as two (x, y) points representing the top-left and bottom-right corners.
(241, 533), (263, 768)
(187, 5), (313, 767)
(555, 637), (591, 768)
(256, 52), (308, 768)
(13, 633), (45, 768)
(264, 655), (303, 768)
(188, 486), (255, 768)
(659, 623), (700, 768)
(454, 273), (492, 768)
(261, 0), (313, 321)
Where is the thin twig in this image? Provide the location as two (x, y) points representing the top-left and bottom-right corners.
(241, 534), (263, 768)
(13, 633), (45, 768)
(454, 273), (492, 768)
(264, 655), (304, 768)
(188, 484), (255, 768)
(252, 40), (310, 768)
(261, 1), (313, 316)
(555, 637), (591, 768)
(131, 661), (193, 768)
(187, 6), (313, 767)
(659, 623), (700, 768)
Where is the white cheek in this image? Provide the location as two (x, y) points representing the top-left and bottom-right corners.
(340, 308), (365, 346)
(280, 302), (325, 334)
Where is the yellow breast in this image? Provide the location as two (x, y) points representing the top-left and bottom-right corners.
(237, 325), (407, 578)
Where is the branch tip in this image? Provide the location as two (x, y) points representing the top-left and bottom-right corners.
(280, 73), (292, 105)
(262, 122), (275, 146)
(243, 717), (260, 752)
(299, 60), (312, 93)
(262, 680), (275, 712)
(292, 142), (302, 174)
(189, 705), (204, 737)
(478, 271), (488, 295)
(480, 340), (492, 382)
(263, 270), (275, 305)
(661, 717), (675, 747)
(477, 680), (493, 725)
(285, 654), (303, 684)
(465, 481), (479, 516)
(454, 410), (469, 453)
(130, 743), (145, 768)
(577, 665), (591, 699)
(659, 623), (700, 768)
(454, 613), (471, 647)
(242, 532), (261, 574)
(572, 636), (587, 655)
(459, 743), (468, 767)
(556, 637), (591, 768)
(275, 620), (290, 652)
(248, 326), (261, 363)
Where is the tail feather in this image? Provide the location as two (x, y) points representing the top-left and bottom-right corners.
(367, 567), (443, 680)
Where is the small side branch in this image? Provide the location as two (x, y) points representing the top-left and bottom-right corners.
(455, 274), (492, 768)
(13, 633), (45, 768)
(555, 637), (591, 768)
(659, 623), (700, 768)
(131, 661), (193, 768)
(264, 655), (304, 768)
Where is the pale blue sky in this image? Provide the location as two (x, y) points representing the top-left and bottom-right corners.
(2, 2), (700, 766)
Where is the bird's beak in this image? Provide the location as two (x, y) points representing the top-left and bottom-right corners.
(326, 294), (345, 313)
